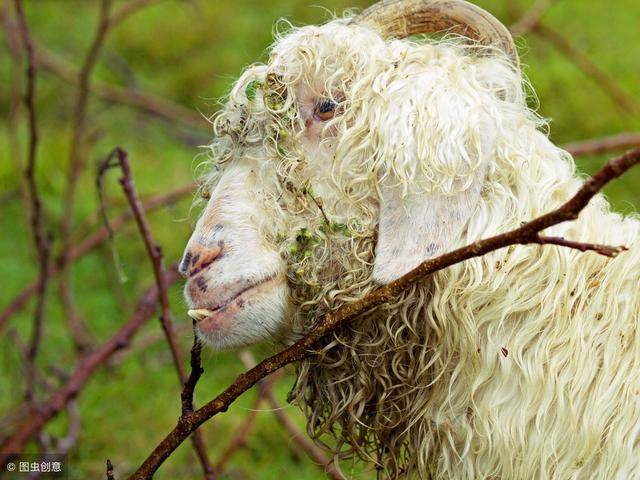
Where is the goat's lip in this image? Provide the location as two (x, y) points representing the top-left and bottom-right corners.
(187, 274), (276, 323)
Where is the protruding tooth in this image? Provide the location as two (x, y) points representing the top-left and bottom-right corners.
(187, 309), (214, 322)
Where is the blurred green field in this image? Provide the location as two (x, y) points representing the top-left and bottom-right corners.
(0, 0), (638, 478)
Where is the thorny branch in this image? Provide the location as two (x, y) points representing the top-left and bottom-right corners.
(13, 0), (53, 405)
(126, 149), (639, 479)
(97, 148), (216, 479)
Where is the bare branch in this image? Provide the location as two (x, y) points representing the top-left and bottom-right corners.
(0, 184), (194, 336)
(0, 265), (180, 462)
(0, 5), (28, 207)
(13, 0), (53, 405)
(239, 352), (345, 480)
(3, 36), (206, 129)
(97, 148), (216, 479)
(56, 0), (113, 352)
(213, 390), (264, 472)
(532, 24), (640, 115)
(179, 325), (217, 480)
(533, 235), (627, 257)
(509, 0), (555, 36)
(563, 132), (640, 157)
(126, 148), (639, 479)
(109, 0), (161, 27)
(180, 322), (204, 417)
(107, 459), (115, 480)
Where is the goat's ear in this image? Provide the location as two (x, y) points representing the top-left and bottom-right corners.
(371, 69), (498, 284)
(372, 168), (487, 284)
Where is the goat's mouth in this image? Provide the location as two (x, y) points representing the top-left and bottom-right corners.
(187, 274), (280, 335)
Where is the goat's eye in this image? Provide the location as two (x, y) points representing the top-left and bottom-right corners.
(314, 98), (337, 121)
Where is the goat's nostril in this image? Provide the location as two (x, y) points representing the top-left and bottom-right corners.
(179, 251), (192, 277)
(184, 242), (224, 278)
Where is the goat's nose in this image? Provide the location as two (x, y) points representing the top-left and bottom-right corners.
(179, 241), (224, 278)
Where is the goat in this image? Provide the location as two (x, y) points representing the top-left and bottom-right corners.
(181, 1), (640, 477)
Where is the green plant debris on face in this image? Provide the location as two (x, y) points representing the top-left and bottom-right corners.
(296, 226), (315, 245)
(244, 80), (262, 102)
(287, 227), (319, 262)
(319, 221), (350, 235)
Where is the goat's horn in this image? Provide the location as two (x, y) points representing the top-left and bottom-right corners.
(351, 0), (518, 65)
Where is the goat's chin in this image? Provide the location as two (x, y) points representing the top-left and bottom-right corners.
(193, 280), (291, 351)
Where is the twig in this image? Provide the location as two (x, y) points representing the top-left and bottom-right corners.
(106, 459), (115, 480)
(0, 265), (180, 462)
(213, 356), (285, 472)
(0, 183), (194, 336)
(213, 392), (263, 472)
(11, 37), (206, 129)
(126, 148), (639, 479)
(55, 400), (81, 453)
(532, 23), (640, 115)
(109, 0), (161, 27)
(97, 148), (184, 376)
(509, 0), (554, 37)
(30, 401), (81, 480)
(0, 1), (205, 133)
(239, 352), (345, 480)
(13, 0), (53, 405)
(57, 0), (113, 352)
(534, 235), (627, 257)
(180, 322), (204, 417)
(563, 132), (640, 157)
(504, 0), (640, 117)
(179, 324), (217, 480)
(97, 148), (216, 479)
(0, 5), (28, 208)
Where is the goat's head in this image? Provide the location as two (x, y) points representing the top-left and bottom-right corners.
(181, 0), (521, 349)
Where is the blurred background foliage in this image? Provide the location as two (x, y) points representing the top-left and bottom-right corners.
(0, 0), (638, 478)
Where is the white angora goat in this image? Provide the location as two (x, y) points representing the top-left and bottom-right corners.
(180, 0), (640, 477)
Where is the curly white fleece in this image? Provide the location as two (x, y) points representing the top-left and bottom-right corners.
(195, 17), (640, 479)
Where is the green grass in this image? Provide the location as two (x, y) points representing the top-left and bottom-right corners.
(0, 0), (638, 478)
